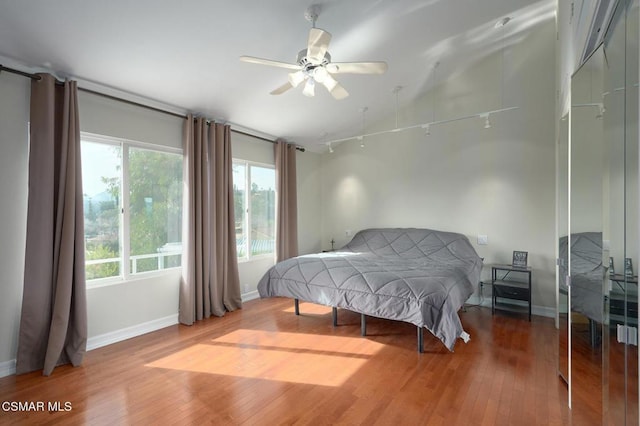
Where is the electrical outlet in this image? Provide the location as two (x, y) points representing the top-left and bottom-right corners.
(477, 235), (488, 245)
(345, 229), (352, 237)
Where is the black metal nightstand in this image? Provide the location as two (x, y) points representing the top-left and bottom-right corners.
(491, 264), (532, 321)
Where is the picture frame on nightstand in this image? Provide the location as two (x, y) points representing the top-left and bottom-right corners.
(609, 257), (615, 276)
(625, 257), (634, 277)
(512, 251), (528, 268)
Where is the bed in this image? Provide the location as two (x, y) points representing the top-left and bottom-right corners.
(257, 228), (483, 352)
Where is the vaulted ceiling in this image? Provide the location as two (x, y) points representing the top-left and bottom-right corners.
(0, 0), (555, 150)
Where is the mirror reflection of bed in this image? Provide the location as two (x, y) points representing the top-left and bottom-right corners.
(558, 231), (604, 424)
(561, 233), (604, 345)
(570, 43), (605, 421)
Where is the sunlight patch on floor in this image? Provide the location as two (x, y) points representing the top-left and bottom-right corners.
(145, 329), (384, 387)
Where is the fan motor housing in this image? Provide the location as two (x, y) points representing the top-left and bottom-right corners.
(297, 49), (331, 70)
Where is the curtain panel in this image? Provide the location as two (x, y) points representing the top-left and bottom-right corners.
(274, 140), (298, 262)
(16, 74), (87, 376)
(179, 116), (242, 325)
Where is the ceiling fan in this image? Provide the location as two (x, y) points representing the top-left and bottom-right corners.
(240, 7), (388, 100)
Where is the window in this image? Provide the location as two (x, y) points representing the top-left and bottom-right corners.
(233, 161), (276, 260)
(81, 134), (183, 282)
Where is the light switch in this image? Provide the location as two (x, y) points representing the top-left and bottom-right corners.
(477, 235), (488, 245)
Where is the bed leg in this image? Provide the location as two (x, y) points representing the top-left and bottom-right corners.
(294, 298), (299, 316)
(361, 314), (367, 336)
(417, 327), (424, 353)
(332, 307), (338, 327)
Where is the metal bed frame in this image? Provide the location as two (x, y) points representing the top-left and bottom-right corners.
(293, 298), (425, 353)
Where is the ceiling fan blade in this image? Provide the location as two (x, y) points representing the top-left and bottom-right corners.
(270, 82), (294, 95)
(322, 74), (349, 100)
(288, 71), (306, 88)
(307, 28), (332, 64)
(240, 55), (300, 70)
(327, 61), (388, 74)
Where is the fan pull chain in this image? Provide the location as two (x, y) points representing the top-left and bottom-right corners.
(392, 86), (403, 129)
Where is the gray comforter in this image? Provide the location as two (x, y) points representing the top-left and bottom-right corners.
(258, 228), (482, 351)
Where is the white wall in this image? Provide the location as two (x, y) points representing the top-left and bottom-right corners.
(320, 20), (557, 309)
(297, 151), (323, 255)
(0, 72), (29, 372)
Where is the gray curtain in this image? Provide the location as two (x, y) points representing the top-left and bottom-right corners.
(16, 74), (87, 376)
(179, 115), (242, 325)
(274, 140), (298, 262)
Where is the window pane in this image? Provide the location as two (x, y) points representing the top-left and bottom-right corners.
(250, 166), (275, 256)
(128, 147), (183, 274)
(82, 141), (121, 280)
(233, 163), (247, 258)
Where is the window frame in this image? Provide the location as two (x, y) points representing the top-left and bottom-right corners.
(232, 158), (276, 263)
(82, 132), (183, 287)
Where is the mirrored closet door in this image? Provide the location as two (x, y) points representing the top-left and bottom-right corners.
(560, 1), (639, 423)
(612, 0), (638, 422)
(558, 114), (569, 384)
(602, 1), (638, 423)
(570, 44), (605, 421)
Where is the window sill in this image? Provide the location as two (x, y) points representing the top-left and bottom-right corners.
(86, 267), (182, 289)
(237, 254), (275, 264)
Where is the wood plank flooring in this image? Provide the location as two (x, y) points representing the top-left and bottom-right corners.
(0, 299), (571, 425)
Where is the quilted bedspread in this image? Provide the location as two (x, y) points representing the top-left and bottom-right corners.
(258, 228), (482, 351)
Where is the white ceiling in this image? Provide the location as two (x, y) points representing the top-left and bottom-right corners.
(0, 0), (555, 151)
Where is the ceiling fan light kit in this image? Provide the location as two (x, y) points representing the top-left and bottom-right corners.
(240, 7), (387, 100)
(302, 78), (315, 97)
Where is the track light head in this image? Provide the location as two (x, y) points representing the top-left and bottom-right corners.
(482, 114), (491, 129)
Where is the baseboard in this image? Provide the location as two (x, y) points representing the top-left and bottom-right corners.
(466, 294), (555, 319)
(87, 314), (178, 351)
(242, 290), (260, 302)
(0, 359), (16, 378)
(531, 304), (556, 318)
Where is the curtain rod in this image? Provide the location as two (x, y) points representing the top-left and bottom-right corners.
(0, 64), (305, 152)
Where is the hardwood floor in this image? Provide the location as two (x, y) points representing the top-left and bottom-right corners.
(0, 299), (571, 425)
